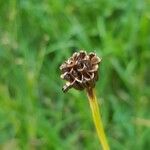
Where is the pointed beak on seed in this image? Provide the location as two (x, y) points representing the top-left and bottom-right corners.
(60, 51), (102, 92)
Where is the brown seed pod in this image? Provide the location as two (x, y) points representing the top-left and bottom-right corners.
(60, 51), (101, 92)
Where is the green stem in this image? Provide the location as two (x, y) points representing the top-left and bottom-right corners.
(86, 88), (110, 150)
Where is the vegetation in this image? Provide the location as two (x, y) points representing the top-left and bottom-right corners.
(0, 0), (149, 149)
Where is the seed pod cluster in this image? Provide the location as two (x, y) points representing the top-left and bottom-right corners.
(60, 51), (101, 92)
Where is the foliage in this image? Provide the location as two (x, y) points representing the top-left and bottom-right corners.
(0, 0), (149, 149)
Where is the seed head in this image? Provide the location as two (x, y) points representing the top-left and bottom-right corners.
(60, 51), (101, 92)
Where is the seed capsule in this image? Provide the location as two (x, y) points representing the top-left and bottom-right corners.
(60, 51), (101, 92)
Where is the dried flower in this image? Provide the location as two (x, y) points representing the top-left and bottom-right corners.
(60, 51), (110, 149)
(60, 51), (101, 92)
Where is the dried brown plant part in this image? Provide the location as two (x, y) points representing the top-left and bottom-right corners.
(60, 51), (109, 150)
(60, 51), (101, 93)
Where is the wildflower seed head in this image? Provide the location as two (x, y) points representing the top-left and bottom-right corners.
(60, 51), (101, 92)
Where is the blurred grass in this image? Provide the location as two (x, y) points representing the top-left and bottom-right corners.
(0, 0), (150, 150)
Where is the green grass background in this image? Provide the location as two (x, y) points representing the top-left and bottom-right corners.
(0, 0), (150, 150)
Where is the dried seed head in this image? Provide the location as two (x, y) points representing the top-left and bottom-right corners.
(60, 51), (102, 92)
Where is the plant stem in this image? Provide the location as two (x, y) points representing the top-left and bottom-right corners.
(86, 88), (110, 150)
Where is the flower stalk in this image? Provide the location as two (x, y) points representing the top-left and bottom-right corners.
(86, 88), (110, 150)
